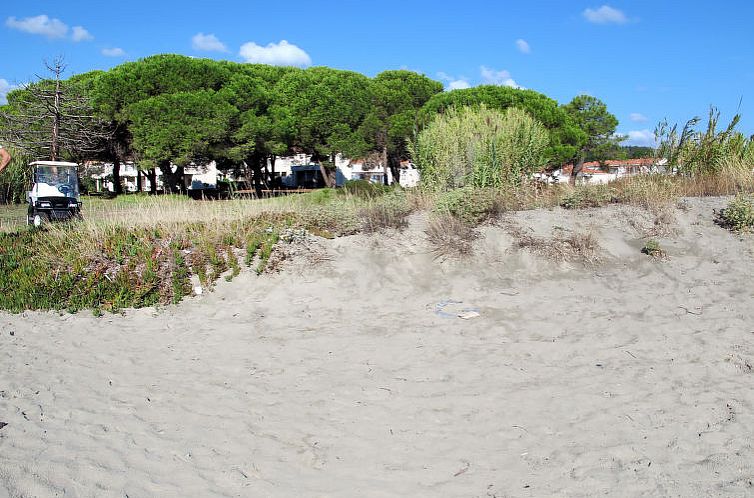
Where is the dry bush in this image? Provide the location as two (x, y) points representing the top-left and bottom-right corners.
(359, 192), (412, 233)
(425, 214), (478, 258)
(433, 187), (507, 225)
(612, 175), (679, 209)
(649, 204), (678, 237)
(676, 162), (754, 197)
(513, 227), (602, 265)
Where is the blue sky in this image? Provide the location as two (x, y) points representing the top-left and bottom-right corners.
(2, 1), (753, 146)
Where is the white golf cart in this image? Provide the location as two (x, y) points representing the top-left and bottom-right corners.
(26, 161), (82, 227)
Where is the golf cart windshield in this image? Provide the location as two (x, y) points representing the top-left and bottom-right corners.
(35, 165), (80, 199)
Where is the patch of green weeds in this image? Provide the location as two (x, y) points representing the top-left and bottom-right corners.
(719, 194), (754, 231)
(256, 229), (280, 275)
(434, 187), (502, 225)
(560, 185), (617, 209)
(641, 239), (667, 258)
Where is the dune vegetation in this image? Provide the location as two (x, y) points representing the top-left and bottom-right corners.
(2, 161), (753, 314)
(1, 56), (753, 313)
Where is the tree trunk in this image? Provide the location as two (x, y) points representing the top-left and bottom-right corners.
(136, 169), (143, 193)
(325, 153), (337, 187)
(318, 163), (331, 188)
(147, 168), (157, 194)
(388, 153), (401, 186)
(270, 155), (277, 188)
(51, 77), (62, 161)
(245, 153), (264, 197)
(159, 162), (185, 194)
(112, 158), (123, 195)
(570, 155), (585, 186)
(262, 159), (271, 189)
(158, 161), (174, 193)
(176, 165), (185, 194)
(382, 146), (389, 186)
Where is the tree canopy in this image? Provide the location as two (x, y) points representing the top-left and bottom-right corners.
(2, 54), (623, 195)
(562, 95), (620, 180)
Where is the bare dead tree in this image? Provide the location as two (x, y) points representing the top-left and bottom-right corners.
(0, 57), (113, 161)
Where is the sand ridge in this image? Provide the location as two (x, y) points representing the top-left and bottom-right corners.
(1, 197), (753, 497)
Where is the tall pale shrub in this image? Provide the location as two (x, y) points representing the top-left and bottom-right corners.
(409, 105), (549, 190)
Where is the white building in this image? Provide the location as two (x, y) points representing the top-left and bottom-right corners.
(269, 153), (396, 186)
(338, 156), (394, 185)
(398, 160), (420, 188)
(85, 153), (420, 193)
(185, 161), (219, 190)
(86, 161), (163, 193)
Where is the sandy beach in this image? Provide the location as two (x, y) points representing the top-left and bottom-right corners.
(1, 197), (753, 497)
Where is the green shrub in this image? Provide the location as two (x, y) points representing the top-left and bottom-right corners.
(300, 201), (361, 235)
(256, 229), (280, 274)
(719, 194), (754, 231)
(306, 188), (337, 204)
(342, 179), (390, 199)
(434, 187), (502, 224)
(170, 245), (191, 304)
(0, 149), (33, 204)
(641, 239), (666, 258)
(559, 184), (616, 209)
(410, 105), (550, 190)
(245, 230), (265, 266)
(225, 247), (241, 282)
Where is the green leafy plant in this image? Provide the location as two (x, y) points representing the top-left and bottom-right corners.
(433, 187), (503, 225)
(559, 185), (616, 209)
(641, 239), (667, 258)
(719, 194), (754, 231)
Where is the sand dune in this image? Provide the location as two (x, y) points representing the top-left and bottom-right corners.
(1, 197), (753, 497)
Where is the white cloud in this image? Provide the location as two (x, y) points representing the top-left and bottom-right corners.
(6, 14), (68, 38)
(583, 5), (628, 24)
(6, 15), (93, 41)
(448, 79), (471, 90)
(438, 72), (471, 91)
(71, 26), (93, 42)
(1, 78), (18, 105)
(629, 112), (648, 123)
(515, 38), (531, 54)
(438, 67), (523, 91)
(192, 33), (227, 52)
(480, 66), (522, 88)
(101, 47), (126, 57)
(625, 129), (656, 147)
(239, 40), (311, 66)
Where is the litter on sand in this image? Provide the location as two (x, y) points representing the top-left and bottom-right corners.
(434, 300), (481, 319)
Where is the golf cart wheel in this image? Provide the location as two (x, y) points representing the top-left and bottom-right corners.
(31, 211), (49, 228)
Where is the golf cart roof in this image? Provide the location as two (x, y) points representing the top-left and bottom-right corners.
(29, 161), (79, 167)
